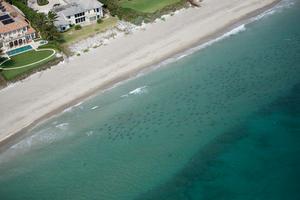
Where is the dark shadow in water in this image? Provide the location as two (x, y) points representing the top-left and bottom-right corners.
(136, 83), (300, 200)
(134, 126), (249, 200)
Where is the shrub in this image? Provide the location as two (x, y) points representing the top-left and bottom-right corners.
(74, 25), (82, 30)
(97, 18), (103, 24)
(37, 0), (49, 6)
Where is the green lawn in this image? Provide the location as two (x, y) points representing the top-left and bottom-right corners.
(62, 17), (118, 45)
(37, 0), (49, 6)
(120, 0), (181, 13)
(1, 49), (55, 80)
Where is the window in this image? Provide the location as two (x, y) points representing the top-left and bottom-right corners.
(75, 12), (85, 18)
(75, 17), (86, 24)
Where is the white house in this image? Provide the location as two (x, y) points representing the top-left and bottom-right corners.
(53, 0), (104, 32)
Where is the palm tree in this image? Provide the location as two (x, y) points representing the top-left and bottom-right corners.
(0, 48), (6, 63)
(33, 13), (47, 37)
(34, 12), (61, 42)
(47, 11), (58, 25)
(45, 12), (61, 41)
(0, 48), (4, 57)
(44, 24), (61, 41)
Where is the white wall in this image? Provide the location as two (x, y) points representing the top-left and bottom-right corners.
(67, 7), (103, 26)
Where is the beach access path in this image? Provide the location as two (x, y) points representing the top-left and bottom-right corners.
(0, 0), (279, 147)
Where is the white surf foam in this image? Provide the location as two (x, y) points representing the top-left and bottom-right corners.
(129, 86), (148, 95)
(85, 131), (94, 136)
(91, 106), (99, 110)
(0, 126), (76, 164)
(62, 101), (83, 113)
(55, 122), (69, 130)
(251, 0), (295, 22)
(121, 86), (148, 98)
(142, 23), (247, 74)
(139, 0), (295, 74)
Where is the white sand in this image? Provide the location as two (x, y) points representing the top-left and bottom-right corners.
(0, 0), (279, 146)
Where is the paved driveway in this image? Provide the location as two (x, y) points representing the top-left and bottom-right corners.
(28, 0), (67, 14)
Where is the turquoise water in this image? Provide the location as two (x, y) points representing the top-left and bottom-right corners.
(0, 1), (300, 199)
(6, 45), (33, 57)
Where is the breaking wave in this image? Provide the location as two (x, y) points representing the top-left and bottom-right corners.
(121, 86), (148, 98)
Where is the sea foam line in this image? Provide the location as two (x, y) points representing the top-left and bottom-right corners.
(62, 101), (83, 113)
(251, 0), (295, 22)
(121, 86), (148, 98)
(139, 0), (294, 73)
(142, 24), (247, 73)
(97, 1), (287, 98)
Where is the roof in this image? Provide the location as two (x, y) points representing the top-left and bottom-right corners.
(0, 19), (28, 34)
(0, 1), (31, 34)
(54, 0), (103, 17)
(66, 0), (103, 11)
(26, 27), (36, 34)
(54, 12), (69, 26)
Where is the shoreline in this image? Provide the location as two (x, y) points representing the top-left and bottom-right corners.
(0, 0), (280, 152)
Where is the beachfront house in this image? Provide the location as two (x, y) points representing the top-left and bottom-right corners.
(0, 0), (36, 52)
(52, 0), (104, 32)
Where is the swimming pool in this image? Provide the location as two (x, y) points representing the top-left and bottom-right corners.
(39, 40), (48, 45)
(7, 45), (33, 57)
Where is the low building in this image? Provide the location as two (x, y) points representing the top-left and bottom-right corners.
(53, 0), (104, 32)
(0, 0), (37, 52)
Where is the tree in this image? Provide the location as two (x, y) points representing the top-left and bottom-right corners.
(47, 11), (58, 25)
(33, 13), (47, 30)
(11, 0), (61, 42)
(0, 48), (4, 57)
(0, 48), (6, 63)
(44, 11), (61, 41)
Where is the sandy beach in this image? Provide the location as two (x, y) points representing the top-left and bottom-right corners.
(0, 0), (279, 149)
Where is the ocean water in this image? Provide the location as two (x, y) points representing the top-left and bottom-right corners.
(0, 1), (300, 199)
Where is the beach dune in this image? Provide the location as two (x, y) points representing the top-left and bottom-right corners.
(0, 0), (279, 148)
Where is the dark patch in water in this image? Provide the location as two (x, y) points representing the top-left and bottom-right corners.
(135, 83), (300, 200)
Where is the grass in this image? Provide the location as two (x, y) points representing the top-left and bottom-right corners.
(1, 49), (55, 80)
(39, 41), (62, 52)
(103, 0), (187, 25)
(37, 0), (49, 6)
(120, 0), (181, 13)
(61, 17), (118, 45)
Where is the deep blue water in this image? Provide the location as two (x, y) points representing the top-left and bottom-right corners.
(0, 1), (299, 200)
(139, 83), (300, 200)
